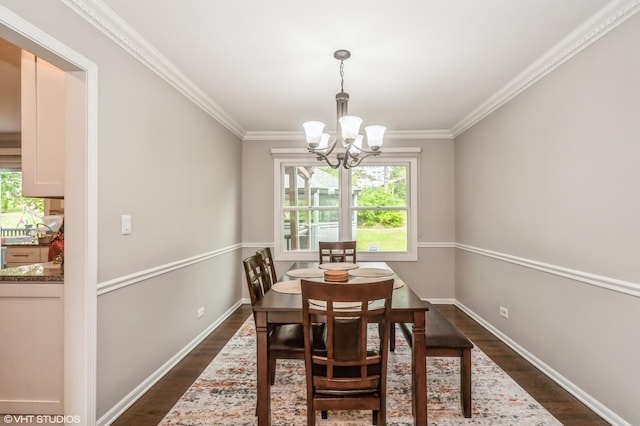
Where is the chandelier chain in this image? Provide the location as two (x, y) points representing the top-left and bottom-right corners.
(303, 49), (385, 169)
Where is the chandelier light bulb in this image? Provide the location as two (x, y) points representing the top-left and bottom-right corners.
(303, 121), (325, 147)
(339, 115), (363, 140)
(365, 125), (386, 151)
(319, 133), (330, 150)
(349, 135), (364, 157)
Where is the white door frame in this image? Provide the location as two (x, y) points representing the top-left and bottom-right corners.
(0, 6), (98, 424)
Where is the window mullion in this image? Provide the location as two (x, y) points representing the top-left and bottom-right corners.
(339, 167), (351, 241)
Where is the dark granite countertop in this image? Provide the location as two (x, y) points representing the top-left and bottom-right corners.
(2, 241), (52, 247)
(0, 262), (63, 282)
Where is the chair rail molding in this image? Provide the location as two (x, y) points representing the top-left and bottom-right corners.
(97, 243), (242, 295)
(418, 242), (456, 248)
(456, 243), (640, 298)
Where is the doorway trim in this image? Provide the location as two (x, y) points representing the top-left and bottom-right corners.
(0, 5), (98, 424)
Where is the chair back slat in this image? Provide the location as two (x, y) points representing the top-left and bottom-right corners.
(242, 254), (271, 307)
(255, 247), (277, 292)
(318, 241), (357, 264)
(300, 278), (393, 423)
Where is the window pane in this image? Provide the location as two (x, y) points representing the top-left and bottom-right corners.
(351, 166), (407, 207)
(282, 165), (340, 207)
(354, 210), (407, 252)
(282, 208), (340, 252)
(0, 171), (45, 231)
(276, 156), (417, 260)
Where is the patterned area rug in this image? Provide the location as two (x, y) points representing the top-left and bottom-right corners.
(160, 316), (560, 425)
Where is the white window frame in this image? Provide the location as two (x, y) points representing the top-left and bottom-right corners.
(273, 148), (419, 262)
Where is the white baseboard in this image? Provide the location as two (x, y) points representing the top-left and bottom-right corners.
(96, 294), (628, 425)
(426, 297), (456, 305)
(454, 301), (631, 426)
(96, 300), (243, 426)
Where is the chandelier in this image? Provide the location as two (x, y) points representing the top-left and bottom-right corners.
(303, 49), (386, 169)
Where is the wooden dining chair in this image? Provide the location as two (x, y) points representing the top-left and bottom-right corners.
(255, 247), (277, 292)
(318, 240), (397, 348)
(318, 241), (357, 264)
(242, 254), (305, 385)
(300, 278), (394, 425)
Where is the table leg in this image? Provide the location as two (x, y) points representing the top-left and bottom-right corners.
(255, 311), (271, 426)
(412, 311), (427, 425)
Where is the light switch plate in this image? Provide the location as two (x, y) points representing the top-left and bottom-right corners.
(121, 214), (132, 235)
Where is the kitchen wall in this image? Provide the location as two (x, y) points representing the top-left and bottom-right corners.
(455, 11), (640, 425)
(0, 0), (243, 421)
(241, 137), (456, 299)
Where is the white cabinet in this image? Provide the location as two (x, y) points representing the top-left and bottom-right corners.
(4, 245), (49, 268)
(0, 283), (64, 414)
(20, 51), (65, 198)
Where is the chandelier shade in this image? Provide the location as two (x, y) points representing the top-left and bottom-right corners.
(339, 115), (363, 141)
(303, 49), (386, 169)
(365, 125), (386, 150)
(302, 121), (325, 147)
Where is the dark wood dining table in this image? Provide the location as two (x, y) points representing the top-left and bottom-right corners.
(252, 261), (430, 425)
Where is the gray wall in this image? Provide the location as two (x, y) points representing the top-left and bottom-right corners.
(455, 12), (640, 425)
(0, 0), (243, 420)
(5, 0), (638, 424)
(241, 137), (456, 299)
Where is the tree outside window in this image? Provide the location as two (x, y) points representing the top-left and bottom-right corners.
(276, 157), (417, 261)
(351, 165), (408, 252)
(0, 171), (44, 230)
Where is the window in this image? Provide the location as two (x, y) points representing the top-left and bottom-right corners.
(274, 154), (418, 261)
(0, 171), (45, 236)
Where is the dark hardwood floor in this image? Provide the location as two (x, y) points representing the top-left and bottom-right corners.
(112, 303), (608, 425)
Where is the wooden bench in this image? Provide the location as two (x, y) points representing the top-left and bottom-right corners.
(396, 302), (473, 418)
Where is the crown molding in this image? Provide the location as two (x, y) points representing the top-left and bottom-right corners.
(243, 129), (453, 142)
(270, 147), (422, 156)
(451, 0), (640, 137)
(243, 131), (302, 142)
(387, 130), (454, 140)
(64, 0), (639, 141)
(61, 0), (246, 139)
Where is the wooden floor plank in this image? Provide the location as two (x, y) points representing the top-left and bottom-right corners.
(112, 303), (607, 425)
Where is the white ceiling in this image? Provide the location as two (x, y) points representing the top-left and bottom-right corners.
(96, 0), (614, 138)
(3, 0), (622, 138)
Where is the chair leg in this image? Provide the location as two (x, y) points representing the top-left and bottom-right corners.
(380, 322), (396, 352)
(269, 357), (277, 385)
(390, 323), (396, 352)
(308, 408), (317, 426)
(461, 348), (472, 418)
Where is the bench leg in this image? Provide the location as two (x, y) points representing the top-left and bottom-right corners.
(461, 348), (472, 418)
